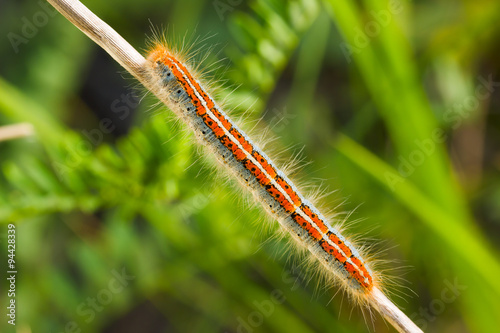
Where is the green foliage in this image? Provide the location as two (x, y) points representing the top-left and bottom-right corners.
(1, 0), (499, 332)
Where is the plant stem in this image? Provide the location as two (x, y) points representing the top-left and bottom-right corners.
(46, 1), (423, 332)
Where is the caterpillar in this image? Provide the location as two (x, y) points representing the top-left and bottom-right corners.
(146, 44), (375, 294)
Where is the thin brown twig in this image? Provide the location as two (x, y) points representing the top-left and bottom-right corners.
(46, 1), (423, 332)
(0, 123), (34, 142)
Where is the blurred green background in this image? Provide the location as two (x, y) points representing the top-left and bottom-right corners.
(1, 0), (499, 332)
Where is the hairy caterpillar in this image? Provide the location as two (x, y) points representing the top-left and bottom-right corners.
(146, 43), (376, 295)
